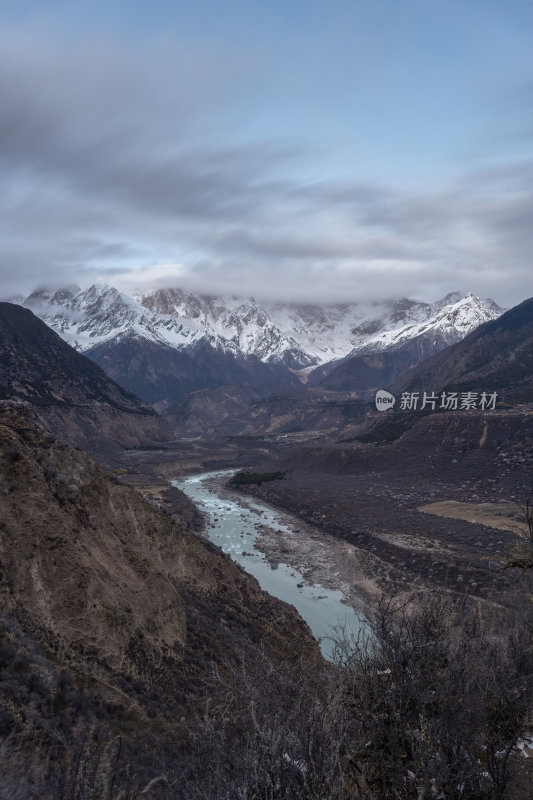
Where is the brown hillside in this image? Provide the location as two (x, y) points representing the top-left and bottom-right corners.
(0, 404), (317, 777)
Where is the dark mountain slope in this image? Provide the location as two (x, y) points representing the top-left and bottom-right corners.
(317, 354), (388, 392)
(0, 302), (170, 451)
(167, 385), (366, 438)
(396, 296), (533, 403)
(166, 383), (262, 436)
(317, 332), (466, 394)
(87, 335), (301, 409)
(326, 296), (533, 447)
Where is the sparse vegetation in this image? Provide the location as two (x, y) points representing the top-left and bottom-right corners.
(4, 592), (530, 799)
(130, 444), (169, 451)
(174, 593), (533, 800)
(355, 410), (432, 444)
(2, 294), (533, 797)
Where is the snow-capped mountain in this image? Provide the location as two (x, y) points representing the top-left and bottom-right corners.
(22, 285), (314, 369)
(20, 284), (503, 370)
(349, 293), (502, 357)
(138, 288), (314, 367)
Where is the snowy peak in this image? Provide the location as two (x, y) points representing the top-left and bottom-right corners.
(352, 293), (502, 356)
(17, 285), (504, 370)
(138, 288), (315, 367)
(430, 291), (463, 312)
(265, 293), (503, 364)
(24, 284), (163, 349)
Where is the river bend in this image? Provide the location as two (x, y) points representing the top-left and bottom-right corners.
(172, 470), (362, 659)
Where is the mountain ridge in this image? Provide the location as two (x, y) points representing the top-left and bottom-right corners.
(20, 284), (502, 369)
(15, 284), (504, 414)
(0, 401), (318, 792)
(395, 295), (533, 404)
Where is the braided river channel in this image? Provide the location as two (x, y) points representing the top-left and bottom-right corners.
(172, 470), (363, 659)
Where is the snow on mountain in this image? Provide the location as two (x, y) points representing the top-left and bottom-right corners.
(265, 293), (502, 364)
(19, 284), (503, 369)
(138, 288), (314, 367)
(349, 293), (502, 356)
(23, 285), (189, 351)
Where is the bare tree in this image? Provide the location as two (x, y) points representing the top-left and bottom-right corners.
(501, 494), (533, 577)
(333, 593), (531, 799)
(2, 594), (532, 799)
(174, 594), (533, 799)
(178, 643), (354, 799)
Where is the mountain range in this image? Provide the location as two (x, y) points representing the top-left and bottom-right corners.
(169, 295), (533, 439)
(17, 284), (503, 410)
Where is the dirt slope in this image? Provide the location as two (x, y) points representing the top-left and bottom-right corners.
(0, 404), (317, 774)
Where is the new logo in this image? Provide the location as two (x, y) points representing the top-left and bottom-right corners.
(375, 390), (396, 411)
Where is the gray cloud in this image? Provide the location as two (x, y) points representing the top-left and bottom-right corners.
(0, 26), (532, 306)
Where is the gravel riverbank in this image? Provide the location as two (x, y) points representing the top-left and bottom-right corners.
(201, 473), (374, 616)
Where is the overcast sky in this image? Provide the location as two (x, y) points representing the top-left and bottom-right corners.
(1, 0), (532, 305)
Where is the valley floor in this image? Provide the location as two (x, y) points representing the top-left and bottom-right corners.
(229, 409), (533, 621)
(114, 408), (533, 624)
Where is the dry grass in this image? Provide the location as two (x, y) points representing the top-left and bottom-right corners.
(419, 500), (524, 534)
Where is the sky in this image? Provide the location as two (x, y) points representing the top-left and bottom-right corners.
(1, 0), (532, 305)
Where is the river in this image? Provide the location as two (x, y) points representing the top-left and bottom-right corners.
(172, 470), (363, 659)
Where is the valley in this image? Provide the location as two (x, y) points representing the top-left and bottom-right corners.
(6, 2), (533, 791)
(229, 414), (532, 609)
(4, 290), (530, 631)
(108, 404), (533, 624)
(1, 291), (532, 798)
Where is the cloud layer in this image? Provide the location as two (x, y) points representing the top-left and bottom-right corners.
(1, 23), (532, 305)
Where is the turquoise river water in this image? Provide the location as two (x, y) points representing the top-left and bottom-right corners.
(172, 470), (362, 659)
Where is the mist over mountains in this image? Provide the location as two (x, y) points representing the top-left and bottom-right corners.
(3, 0), (533, 793)
(17, 284), (502, 411)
